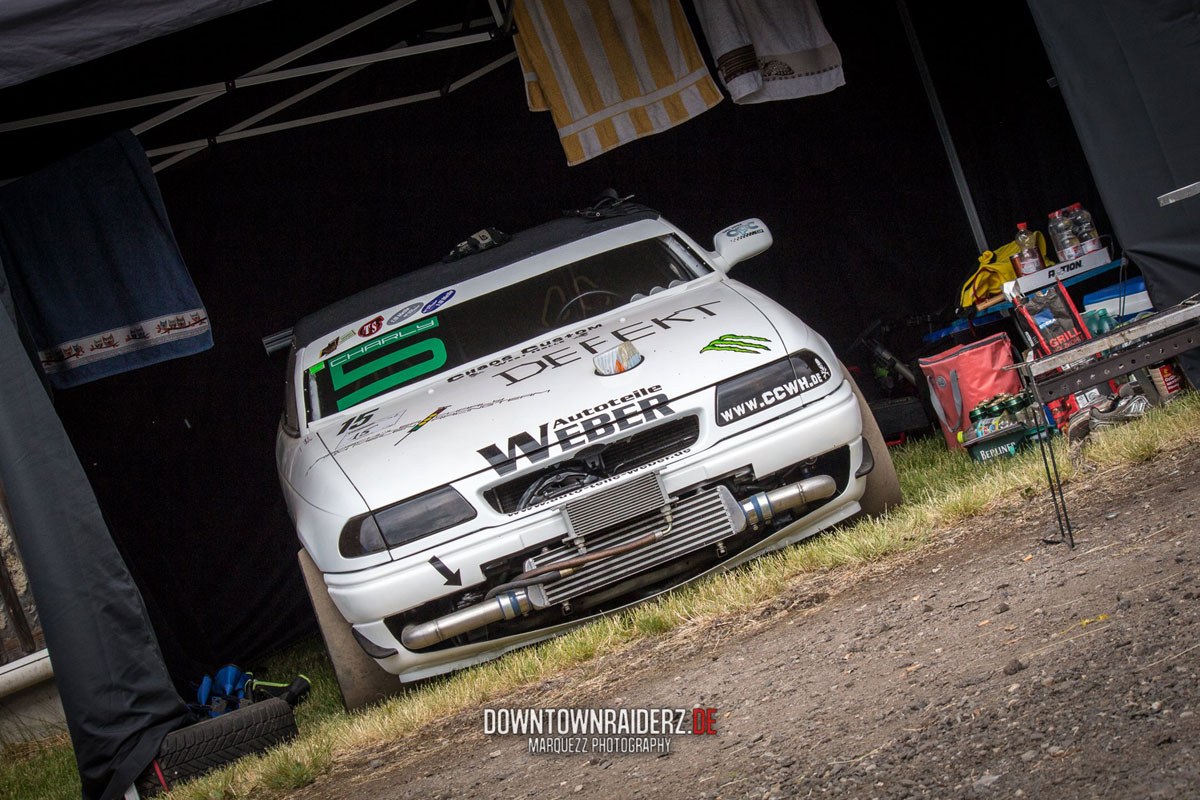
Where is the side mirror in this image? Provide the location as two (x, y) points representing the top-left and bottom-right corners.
(712, 218), (773, 271)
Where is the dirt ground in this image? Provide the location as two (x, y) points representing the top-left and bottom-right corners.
(294, 442), (1200, 800)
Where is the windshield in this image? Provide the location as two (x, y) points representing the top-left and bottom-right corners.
(302, 235), (707, 421)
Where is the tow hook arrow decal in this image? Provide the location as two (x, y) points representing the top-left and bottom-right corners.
(428, 555), (462, 586)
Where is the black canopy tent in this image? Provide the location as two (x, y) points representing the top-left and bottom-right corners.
(2, 1), (1190, 796)
(1027, 0), (1200, 384)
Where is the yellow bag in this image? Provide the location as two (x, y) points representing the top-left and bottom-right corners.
(958, 232), (1051, 310)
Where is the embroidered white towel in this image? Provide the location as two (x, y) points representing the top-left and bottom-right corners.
(695, 0), (844, 104)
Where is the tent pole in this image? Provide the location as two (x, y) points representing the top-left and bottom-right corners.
(487, 0), (505, 28)
(145, 53), (518, 160)
(0, 30), (496, 135)
(147, 16), (500, 173)
(150, 48), (396, 170)
(1158, 181), (1200, 207)
(232, 31), (495, 86)
(895, 0), (988, 252)
(224, 22), (497, 137)
(0, 85), (227, 133)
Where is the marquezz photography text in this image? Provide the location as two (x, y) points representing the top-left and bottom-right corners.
(484, 707), (719, 755)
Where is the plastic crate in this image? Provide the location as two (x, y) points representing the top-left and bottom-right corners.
(966, 425), (1028, 463)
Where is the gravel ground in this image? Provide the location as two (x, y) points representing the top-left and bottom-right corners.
(294, 441), (1200, 800)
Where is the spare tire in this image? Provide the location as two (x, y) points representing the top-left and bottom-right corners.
(135, 697), (297, 795)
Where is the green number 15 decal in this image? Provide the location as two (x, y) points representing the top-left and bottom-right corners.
(326, 316), (447, 411)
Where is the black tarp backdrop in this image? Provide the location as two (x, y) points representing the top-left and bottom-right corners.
(0, 1), (1108, 686)
(1027, 0), (1200, 384)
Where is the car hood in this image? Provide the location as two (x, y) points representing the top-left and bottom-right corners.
(305, 281), (805, 509)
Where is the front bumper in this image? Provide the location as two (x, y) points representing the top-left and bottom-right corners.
(325, 377), (865, 682)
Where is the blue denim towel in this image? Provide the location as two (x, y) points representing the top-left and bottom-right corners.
(0, 130), (211, 388)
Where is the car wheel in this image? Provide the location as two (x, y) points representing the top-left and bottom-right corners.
(298, 548), (402, 712)
(841, 362), (903, 516)
(135, 697), (297, 796)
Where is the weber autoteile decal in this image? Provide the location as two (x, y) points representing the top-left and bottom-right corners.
(477, 386), (674, 476)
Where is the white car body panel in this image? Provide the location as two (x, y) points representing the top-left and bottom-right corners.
(276, 207), (867, 682)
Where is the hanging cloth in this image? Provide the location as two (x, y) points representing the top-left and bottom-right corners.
(512, 0), (723, 166)
(0, 130), (211, 388)
(0, 278), (188, 800)
(694, 0), (844, 104)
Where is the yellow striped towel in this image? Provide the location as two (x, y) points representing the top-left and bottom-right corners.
(513, 0), (723, 166)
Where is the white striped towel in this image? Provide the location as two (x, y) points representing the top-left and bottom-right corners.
(695, 0), (844, 104)
(513, 0), (723, 166)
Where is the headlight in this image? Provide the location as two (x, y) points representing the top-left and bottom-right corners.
(339, 486), (477, 558)
(714, 350), (833, 426)
(340, 514), (388, 558)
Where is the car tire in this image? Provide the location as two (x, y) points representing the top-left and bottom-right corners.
(842, 363), (903, 516)
(135, 697), (297, 796)
(297, 549), (402, 712)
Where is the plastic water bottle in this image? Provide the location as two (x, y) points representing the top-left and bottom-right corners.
(1068, 203), (1101, 254)
(1048, 209), (1083, 261)
(1012, 222), (1045, 276)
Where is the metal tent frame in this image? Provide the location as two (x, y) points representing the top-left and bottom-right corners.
(1, 0), (993, 260)
(0, 0), (516, 175)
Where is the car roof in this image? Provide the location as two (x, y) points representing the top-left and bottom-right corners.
(292, 205), (662, 347)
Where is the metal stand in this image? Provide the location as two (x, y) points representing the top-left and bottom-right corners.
(1025, 373), (1074, 547)
(1011, 294), (1200, 548)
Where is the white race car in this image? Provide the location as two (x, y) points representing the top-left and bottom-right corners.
(277, 197), (899, 704)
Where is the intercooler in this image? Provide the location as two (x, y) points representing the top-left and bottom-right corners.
(398, 471), (836, 650)
(525, 481), (745, 608)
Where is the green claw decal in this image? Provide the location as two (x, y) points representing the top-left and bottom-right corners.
(700, 334), (771, 354)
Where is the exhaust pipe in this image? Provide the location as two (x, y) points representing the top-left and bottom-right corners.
(740, 475), (836, 528)
(401, 588), (532, 651)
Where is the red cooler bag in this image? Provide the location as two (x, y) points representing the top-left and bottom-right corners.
(918, 333), (1022, 449)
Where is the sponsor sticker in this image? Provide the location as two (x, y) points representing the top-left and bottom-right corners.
(716, 355), (832, 426)
(358, 315), (384, 338)
(478, 385), (674, 475)
(387, 302), (423, 326)
(724, 221), (763, 241)
(700, 334), (770, 354)
(393, 406), (449, 447)
(439, 390), (550, 419)
(422, 289), (456, 314)
(449, 302), (722, 386)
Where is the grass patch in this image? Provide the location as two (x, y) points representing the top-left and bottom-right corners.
(0, 732), (77, 800)
(1082, 391), (1200, 466)
(6, 392), (1199, 800)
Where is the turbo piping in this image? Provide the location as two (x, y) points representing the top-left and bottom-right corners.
(401, 588), (532, 650)
(739, 475), (836, 527)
